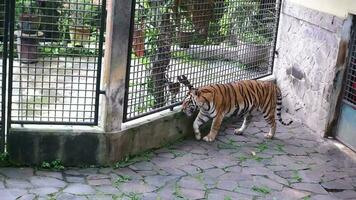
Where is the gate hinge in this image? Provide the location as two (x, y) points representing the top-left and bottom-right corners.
(99, 90), (106, 95)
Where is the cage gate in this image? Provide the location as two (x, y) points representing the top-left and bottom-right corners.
(123, 0), (282, 121)
(0, 0), (107, 152)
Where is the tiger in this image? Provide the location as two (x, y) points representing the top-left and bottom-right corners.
(177, 75), (293, 142)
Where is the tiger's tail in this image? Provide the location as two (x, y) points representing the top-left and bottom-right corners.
(276, 88), (293, 126)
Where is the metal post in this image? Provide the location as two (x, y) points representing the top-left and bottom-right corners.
(103, 0), (134, 132)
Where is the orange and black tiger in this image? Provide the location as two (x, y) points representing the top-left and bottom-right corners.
(177, 75), (293, 142)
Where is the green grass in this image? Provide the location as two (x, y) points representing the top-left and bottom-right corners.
(252, 185), (271, 195)
(302, 195), (311, 200)
(275, 144), (285, 152)
(218, 139), (240, 149)
(114, 151), (153, 169)
(257, 143), (268, 153)
(292, 170), (302, 182)
(224, 196), (233, 200)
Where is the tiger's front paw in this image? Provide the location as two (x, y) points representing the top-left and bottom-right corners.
(203, 134), (216, 142)
(264, 133), (274, 139)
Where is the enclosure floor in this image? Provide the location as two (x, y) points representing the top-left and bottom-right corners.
(1, 115), (356, 200)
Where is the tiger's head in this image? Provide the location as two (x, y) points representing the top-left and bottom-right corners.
(178, 75), (199, 116)
(181, 91), (198, 116)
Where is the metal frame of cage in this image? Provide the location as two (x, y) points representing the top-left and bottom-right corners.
(123, 0), (282, 122)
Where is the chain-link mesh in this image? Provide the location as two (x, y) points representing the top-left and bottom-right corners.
(344, 24), (356, 106)
(0, 0), (5, 123)
(124, 0), (281, 121)
(10, 0), (105, 124)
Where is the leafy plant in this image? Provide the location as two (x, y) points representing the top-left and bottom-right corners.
(113, 175), (132, 187)
(40, 159), (65, 170)
(252, 185), (271, 195)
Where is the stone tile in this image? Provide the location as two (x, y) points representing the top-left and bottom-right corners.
(5, 179), (33, 189)
(36, 171), (63, 180)
(55, 192), (87, 200)
(311, 194), (338, 200)
(216, 180), (237, 191)
(63, 183), (96, 195)
(119, 180), (156, 193)
(112, 168), (142, 180)
(144, 175), (178, 188)
(95, 185), (120, 194)
(321, 179), (355, 190)
(291, 183), (328, 194)
(181, 188), (205, 200)
(207, 189), (252, 200)
(178, 176), (204, 190)
(266, 188), (310, 200)
(0, 189), (28, 200)
(65, 176), (85, 183)
(30, 176), (66, 188)
(0, 189), (19, 200)
(17, 194), (36, 200)
(0, 168), (34, 179)
(87, 174), (110, 180)
(87, 178), (111, 186)
(30, 187), (60, 196)
(331, 190), (356, 199)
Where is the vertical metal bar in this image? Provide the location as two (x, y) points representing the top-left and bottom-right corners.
(270, 0), (282, 74)
(6, 0), (15, 132)
(94, 0), (107, 125)
(0, 0), (10, 152)
(122, 0), (136, 122)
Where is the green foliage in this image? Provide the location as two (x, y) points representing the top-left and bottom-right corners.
(252, 185), (271, 195)
(0, 152), (11, 167)
(40, 159), (65, 171)
(224, 196), (233, 200)
(257, 143), (268, 153)
(275, 144), (285, 152)
(113, 175), (132, 187)
(218, 139), (240, 149)
(292, 170), (302, 182)
(114, 151), (153, 169)
(302, 195), (311, 200)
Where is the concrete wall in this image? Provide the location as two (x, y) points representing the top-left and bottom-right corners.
(8, 110), (194, 166)
(289, 0), (356, 19)
(274, 0), (352, 136)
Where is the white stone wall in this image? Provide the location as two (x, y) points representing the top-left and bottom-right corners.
(274, 0), (347, 136)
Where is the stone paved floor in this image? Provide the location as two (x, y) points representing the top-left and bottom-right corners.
(1, 116), (356, 200)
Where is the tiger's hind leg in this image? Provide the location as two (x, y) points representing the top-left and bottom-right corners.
(234, 113), (252, 135)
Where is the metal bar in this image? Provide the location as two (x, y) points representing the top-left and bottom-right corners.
(270, 0), (282, 74)
(0, 0), (10, 152)
(122, 0), (137, 122)
(11, 120), (97, 126)
(6, 0), (15, 130)
(94, 0), (107, 125)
